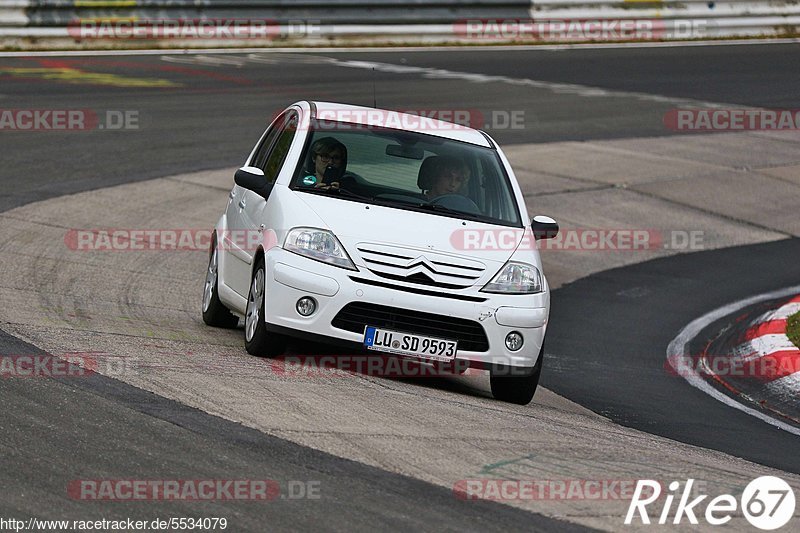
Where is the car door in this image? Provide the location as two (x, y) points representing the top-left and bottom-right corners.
(237, 111), (300, 292)
(223, 112), (292, 297)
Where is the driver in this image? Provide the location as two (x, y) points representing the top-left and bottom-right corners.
(418, 155), (471, 200)
(303, 136), (347, 188)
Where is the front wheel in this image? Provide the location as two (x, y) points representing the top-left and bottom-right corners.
(489, 349), (543, 405)
(202, 238), (239, 328)
(244, 257), (285, 357)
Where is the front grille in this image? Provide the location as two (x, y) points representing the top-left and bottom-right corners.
(331, 302), (489, 352)
(367, 271), (467, 290)
(349, 276), (488, 302)
(356, 243), (485, 289)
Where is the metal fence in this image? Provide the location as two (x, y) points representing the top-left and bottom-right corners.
(1, 0), (798, 47)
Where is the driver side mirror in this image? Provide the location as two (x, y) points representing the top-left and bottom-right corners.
(234, 166), (273, 199)
(532, 215), (559, 240)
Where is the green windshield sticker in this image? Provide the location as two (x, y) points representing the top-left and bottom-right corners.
(302, 175), (317, 186)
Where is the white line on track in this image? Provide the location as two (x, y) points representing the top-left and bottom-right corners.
(666, 284), (800, 437)
(322, 57), (736, 108)
(0, 38), (798, 57)
(0, 42), (787, 110)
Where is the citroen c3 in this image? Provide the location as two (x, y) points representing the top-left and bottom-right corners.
(201, 101), (559, 404)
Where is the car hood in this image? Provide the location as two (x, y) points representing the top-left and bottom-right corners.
(293, 192), (528, 271)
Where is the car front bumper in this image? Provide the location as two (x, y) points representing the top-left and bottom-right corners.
(263, 248), (549, 369)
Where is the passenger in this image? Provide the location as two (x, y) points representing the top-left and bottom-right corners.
(418, 155), (471, 200)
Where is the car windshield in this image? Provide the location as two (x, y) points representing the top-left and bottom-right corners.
(290, 119), (522, 227)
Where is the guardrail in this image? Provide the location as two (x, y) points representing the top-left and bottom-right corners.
(533, 0), (800, 22)
(0, 1), (29, 27)
(22, 0), (533, 26)
(0, 0), (798, 48)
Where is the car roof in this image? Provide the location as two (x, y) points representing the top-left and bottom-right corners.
(308, 101), (493, 148)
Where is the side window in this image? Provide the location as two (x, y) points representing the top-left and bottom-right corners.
(263, 113), (298, 183)
(250, 111), (299, 184)
(251, 114), (285, 171)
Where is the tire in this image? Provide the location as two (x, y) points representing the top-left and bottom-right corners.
(489, 348), (543, 405)
(202, 237), (239, 328)
(244, 256), (286, 357)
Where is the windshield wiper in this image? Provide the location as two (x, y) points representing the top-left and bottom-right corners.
(299, 186), (372, 201)
(416, 202), (464, 215)
(414, 202), (485, 222)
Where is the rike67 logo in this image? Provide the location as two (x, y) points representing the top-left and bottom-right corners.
(625, 477), (796, 529)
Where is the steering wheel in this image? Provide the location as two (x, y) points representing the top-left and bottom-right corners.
(428, 194), (481, 215)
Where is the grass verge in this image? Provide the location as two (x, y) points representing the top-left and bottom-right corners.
(787, 310), (800, 349)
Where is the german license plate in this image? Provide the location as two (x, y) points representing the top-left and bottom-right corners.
(363, 326), (457, 362)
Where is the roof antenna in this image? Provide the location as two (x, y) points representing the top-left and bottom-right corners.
(372, 67), (377, 108)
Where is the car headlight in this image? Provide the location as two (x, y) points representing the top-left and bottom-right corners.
(481, 262), (543, 294)
(284, 227), (356, 270)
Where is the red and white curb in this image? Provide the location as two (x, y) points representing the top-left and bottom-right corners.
(667, 286), (800, 436)
(753, 297), (800, 399)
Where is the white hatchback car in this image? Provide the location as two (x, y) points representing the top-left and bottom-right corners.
(202, 101), (558, 404)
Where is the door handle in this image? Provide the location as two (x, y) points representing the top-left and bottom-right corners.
(238, 199), (246, 209)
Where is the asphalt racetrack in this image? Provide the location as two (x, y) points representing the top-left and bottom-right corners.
(1, 43), (799, 530)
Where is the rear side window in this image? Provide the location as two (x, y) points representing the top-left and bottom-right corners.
(251, 111), (299, 183)
(263, 113), (298, 183)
